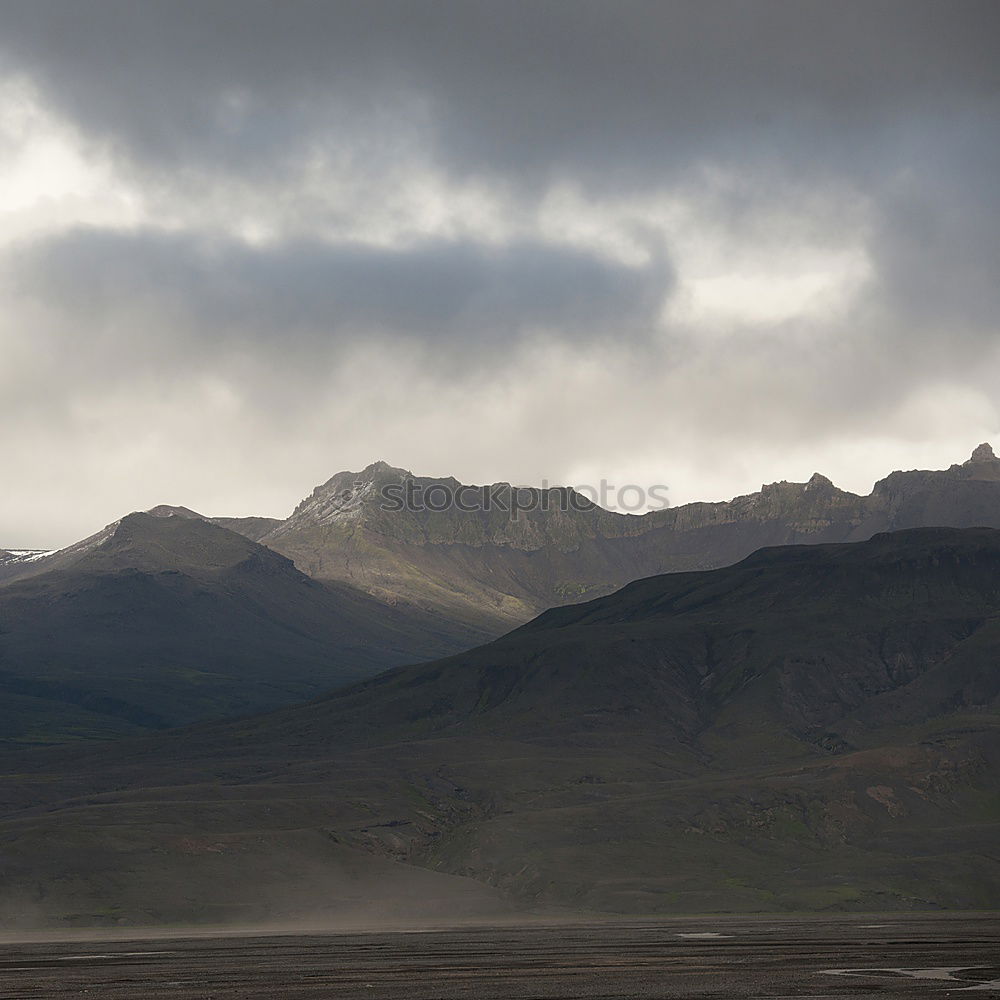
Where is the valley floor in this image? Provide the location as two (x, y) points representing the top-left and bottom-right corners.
(0, 913), (997, 998)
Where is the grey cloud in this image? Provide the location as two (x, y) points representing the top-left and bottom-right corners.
(3, 0), (995, 368)
(868, 126), (1000, 344)
(2, 1), (996, 363)
(0, 1), (996, 187)
(4, 226), (671, 358)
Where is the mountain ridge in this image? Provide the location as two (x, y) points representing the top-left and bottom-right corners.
(255, 443), (1000, 631)
(6, 444), (999, 637)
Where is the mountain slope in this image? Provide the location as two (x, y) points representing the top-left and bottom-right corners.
(238, 526), (1000, 750)
(259, 444), (1000, 633)
(3, 527), (998, 924)
(0, 512), (483, 744)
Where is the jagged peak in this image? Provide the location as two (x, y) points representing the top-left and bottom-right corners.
(317, 461), (412, 492)
(967, 442), (997, 464)
(805, 472), (834, 490)
(363, 459), (405, 476)
(284, 464), (403, 526)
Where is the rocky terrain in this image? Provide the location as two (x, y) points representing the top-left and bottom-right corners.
(1, 916), (997, 997)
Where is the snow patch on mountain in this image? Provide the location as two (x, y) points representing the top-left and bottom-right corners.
(1, 549), (54, 565)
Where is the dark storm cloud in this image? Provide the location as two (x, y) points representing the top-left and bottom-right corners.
(869, 122), (1000, 344)
(4, 227), (670, 355)
(2, 1), (997, 348)
(0, 0), (996, 186)
(2, 0), (995, 362)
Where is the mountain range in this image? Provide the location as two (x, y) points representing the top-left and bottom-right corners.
(9, 444), (1000, 617)
(2, 526), (997, 925)
(238, 442), (1000, 633)
(2, 444), (999, 744)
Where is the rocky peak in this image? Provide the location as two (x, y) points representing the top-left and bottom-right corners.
(281, 461), (413, 528)
(805, 472), (834, 490)
(967, 442), (997, 464)
(330, 461), (411, 491)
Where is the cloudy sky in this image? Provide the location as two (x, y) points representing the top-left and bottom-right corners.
(1, 0), (998, 547)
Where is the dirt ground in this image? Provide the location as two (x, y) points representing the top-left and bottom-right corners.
(0, 913), (997, 998)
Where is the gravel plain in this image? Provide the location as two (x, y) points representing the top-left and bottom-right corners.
(0, 914), (998, 998)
